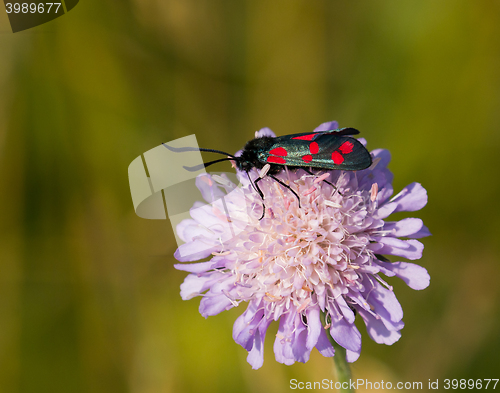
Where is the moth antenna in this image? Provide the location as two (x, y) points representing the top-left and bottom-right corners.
(162, 143), (237, 159)
(198, 148), (238, 159)
(183, 157), (238, 172)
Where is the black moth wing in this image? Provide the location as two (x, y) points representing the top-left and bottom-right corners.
(266, 129), (372, 171)
(281, 127), (360, 139)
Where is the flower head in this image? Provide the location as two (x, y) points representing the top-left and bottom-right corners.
(174, 123), (430, 369)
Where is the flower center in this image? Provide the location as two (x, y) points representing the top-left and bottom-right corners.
(230, 175), (374, 315)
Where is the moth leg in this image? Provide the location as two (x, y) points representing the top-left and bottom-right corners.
(268, 174), (301, 208)
(253, 176), (266, 220)
(303, 168), (343, 196)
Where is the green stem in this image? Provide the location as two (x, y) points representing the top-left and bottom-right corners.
(320, 312), (354, 393)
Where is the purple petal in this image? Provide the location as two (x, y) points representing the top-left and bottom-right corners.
(314, 121), (339, 132)
(374, 201), (398, 219)
(357, 137), (367, 146)
(346, 348), (361, 362)
(274, 312), (296, 365)
(195, 175), (227, 203)
(375, 183), (394, 205)
(362, 279), (403, 324)
(176, 217), (212, 243)
(383, 218), (425, 238)
(256, 127), (276, 138)
(358, 170), (393, 194)
(346, 292), (371, 313)
(200, 294), (235, 317)
(374, 261), (396, 278)
(390, 182), (428, 212)
(375, 182), (427, 219)
(335, 296), (356, 324)
(328, 309), (362, 353)
(189, 203), (223, 228)
(315, 326), (335, 357)
(246, 317), (272, 369)
(174, 261), (218, 273)
(176, 219), (196, 243)
(189, 200), (229, 231)
(371, 149), (391, 169)
(377, 261), (430, 290)
(305, 307), (322, 350)
(233, 299), (273, 369)
(306, 304), (334, 358)
(179, 274), (217, 300)
(273, 311), (316, 365)
(233, 301), (265, 349)
(371, 237), (424, 260)
(410, 225), (432, 239)
(291, 318), (309, 363)
(174, 240), (219, 262)
(358, 308), (402, 345)
(174, 254), (228, 273)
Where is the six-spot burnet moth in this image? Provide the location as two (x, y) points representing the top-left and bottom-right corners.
(163, 127), (372, 219)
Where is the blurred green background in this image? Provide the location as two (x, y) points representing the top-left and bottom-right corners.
(1, 1), (499, 392)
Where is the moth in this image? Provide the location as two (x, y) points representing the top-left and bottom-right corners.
(163, 127), (372, 218)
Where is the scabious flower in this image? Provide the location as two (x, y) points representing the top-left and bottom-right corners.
(173, 122), (430, 369)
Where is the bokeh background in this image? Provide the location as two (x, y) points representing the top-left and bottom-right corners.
(1, 1), (499, 392)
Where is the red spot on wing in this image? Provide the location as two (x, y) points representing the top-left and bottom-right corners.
(339, 141), (354, 154)
(332, 151), (344, 165)
(302, 155), (313, 163)
(269, 147), (287, 156)
(267, 156), (286, 164)
(292, 134), (316, 141)
(309, 142), (319, 155)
